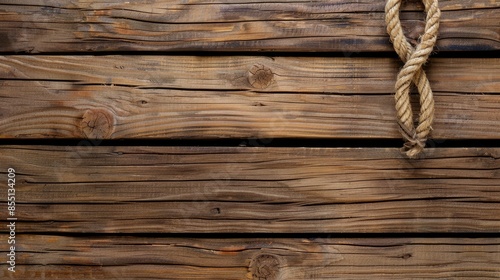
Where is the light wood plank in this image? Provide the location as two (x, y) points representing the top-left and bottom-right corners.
(1, 146), (499, 233)
(0, 0), (498, 53)
(2, 235), (500, 279)
(0, 56), (498, 139)
(1, 56), (498, 93)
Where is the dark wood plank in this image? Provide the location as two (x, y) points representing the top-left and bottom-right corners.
(1, 146), (499, 233)
(2, 235), (500, 279)
(0, 56), (498, 139)
(0, 0), (498, 53)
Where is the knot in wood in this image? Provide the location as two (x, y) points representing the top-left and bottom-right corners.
(79, 109), (114, 139)
(248, 64), (274, 89)
(249, 254), (281, 280)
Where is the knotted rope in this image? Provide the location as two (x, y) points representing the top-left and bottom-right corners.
(385, 0), (441, 158)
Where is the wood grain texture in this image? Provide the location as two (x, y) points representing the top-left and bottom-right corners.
(0, 56), (498, 139)
(1, 235), (500, 279)
(1, 146), (498, 233)
(0, 0), (498, 53)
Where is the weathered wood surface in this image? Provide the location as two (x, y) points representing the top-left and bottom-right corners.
(1, 146), (498, 233)
(0, 0), (498, 53)
(2, 235), (500, 279)
(1, 56), (498, 139)
(1, 1), (498, 279)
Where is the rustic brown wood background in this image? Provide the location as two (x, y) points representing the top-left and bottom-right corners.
(0, 0), (499, 279)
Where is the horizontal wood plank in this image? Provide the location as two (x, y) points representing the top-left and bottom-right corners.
(0, 0), (498, 53)
(1, 146), (499, 233)
(0, 56), (498, 139)
(1, 235), (500, 279)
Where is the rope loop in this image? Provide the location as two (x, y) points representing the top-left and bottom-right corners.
(385, 0), (441, 158)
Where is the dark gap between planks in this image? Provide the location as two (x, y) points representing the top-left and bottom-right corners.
(9, 232), (500, 239)
(1, 139), (499, 148)
(0, 50), (499, 58)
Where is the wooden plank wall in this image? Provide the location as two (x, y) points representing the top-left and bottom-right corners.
(0, 0), (499, 279)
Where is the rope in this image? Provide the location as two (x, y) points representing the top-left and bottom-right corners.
(385, 0), (441, 158)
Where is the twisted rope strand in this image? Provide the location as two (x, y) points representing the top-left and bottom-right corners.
(385, 0), (441, 158)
